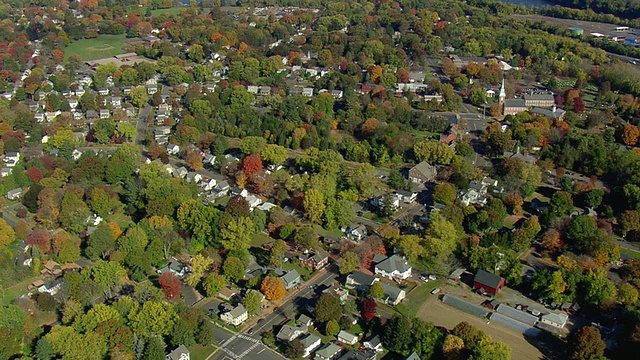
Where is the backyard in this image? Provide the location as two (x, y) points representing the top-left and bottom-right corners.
(65, 34), (128, 61)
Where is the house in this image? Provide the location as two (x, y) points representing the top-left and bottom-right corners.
(473, 269), (505, 296)
(144, 35), (160, 45)
(41, 259), (62, 277)
(323, 283), (349, 304)
(337, 330), (358, 345)
(337, 350), (377, 360)
(380, 282), (406, 305)
(214, 181), (230, 197)
(147, 85), (158, 95)
(281, 269), (301, 289)
(173, 167), (188, 179)
(245, 195), (263, 210)
(408, 161), (437, 183)
(375, 255), (412, 281)
(200, 178), (218, 191)
(314, 342), (342, 360)
(4, 151), (20, 167)
(363, 335), (383, 353)
(68, 99), (79, 109)
(111, 96), (122, 108)
(1, 168), (12, 177)
(405, 352), (421, 360)
(300, 334), (322, 358)
(6, 188), (23, 200)
(166, 345), (190, 360)
(167, 144), (180, 155)
(345, 271), (379, 291)
(299, 250), (329, 270)
(395, 190), (417, 204)
(157, 258), (190, 279)
(185, 172), (202, 183)
(218, 287), (237, 301)
(203, 154), (216, 166)
(277, 324), (308, 342)
(331, 90), (343, 99)
(540, 312), (569, 329)
(260, 86), (271, 96)
(371, 195), (399, 211)
(38, 278), (63, 295)
(247, 85), (259, 94)
(298, 314), (314, 327)
(220, 304), (248, 326)
(302, 87), (314, 97)
(459, 188), (486, 206)
(258, 202), (277, 212)
(98, 88), (109, 96)
(230, 187), (248, 198)
(346, 224), (367, 242)
(99, 109), (110, 119)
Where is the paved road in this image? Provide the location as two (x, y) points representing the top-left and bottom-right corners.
(249, 266), (340, 338)
(208, 321), (284, 360)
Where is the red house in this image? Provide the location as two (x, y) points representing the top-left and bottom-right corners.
(473, 270), (505, 296)
(299, 250), (329, 270)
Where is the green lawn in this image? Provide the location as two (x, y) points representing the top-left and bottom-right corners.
(65, 34), (128, 61)
(394, 281), (442, 317)
(108, 211), (133, 231)
(1, 276), (36, 306)
(188, 344), (216, 360)
(313, 225), (344, 238)
(150, 6), (189, 17)
(282, 261), (312, 281)
(251, 233), (273, 248)
(621, 247), (640, 259)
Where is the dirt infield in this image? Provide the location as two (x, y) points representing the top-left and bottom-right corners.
(86, 45), (115, 51)
(416, 289), (544, 360)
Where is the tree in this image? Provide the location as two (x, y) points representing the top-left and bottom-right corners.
(90, 260), (126, 297)
(223, 257), (245, 283)
(220, 217), (254, 252)
(325, 319), (340, 336)
(398, 235), (424, 264)
(383, 315), (412, 354)
(27, 227), (51, 253)
(196, 320), (216, 346)
(286, 339), (304, 359)
(550, 191), (574, 216)
(0, 218), (15, 249)
(581, 268), (616, 305)
(243, 154), (263, 176)
(130, 301), (177, 337)
(369, 283), (384, 299)
(86, 223), (116, 259)
(315, 294), (342, 323)
(584, 189), (604, 209)
(203, 273), (225, 297)
(260, 276), (285, 301)
(339, 251), (359, 275)
(188, 44), (205, 62)
(469, 87), (487, 106)
(566, 215), (598, 244)
(243, 291), (262, 315)
(442, 334), (464, 360)
(143, 336), (165, 360)
(171, 318), (195, 347)
(411, 319), (444, 359)
(159, 272), (181, 299)
(185, 254), (213, 287)
(620, 210), (640, 235)
(269, 240), (287, 268)
(433, 183), (457, 205)
(304, 189), (325, 224)
(567, 326), (606, 360)
(239, 136), (267, 155)
(414, 140), (456, 165)
(261, 144), (287, 165)
(106, 143), (141, 184)
(618, 282), (639, 305)
(362, 298), (377, 321)
(622, 123), (640, 146)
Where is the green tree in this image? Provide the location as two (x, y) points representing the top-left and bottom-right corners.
(116, 121), (138, 141)
(269, 239), (287, 268)
(583, 189), (604, 209)
(433, 183), (457, 205)
(411, 319), (444, 359)
(469, 87), (487, 106)
(398, 235), (425, 264)
(106, 143), (141, 184)
(383, 315), (412, 354)
(618, 282), (639, 305)
(86, 222), (116, 259)
(223, 257), (245, 283)
(239, 136), (267, 155)
(339, 251), (359, 275)
(0, 218), (15, 249)
(185, 254), (213, 287)
(325, 319), (340, 336)
(120, 67), (140, 86)
(314, 294), (342, 323)
(220, 217), (254, 252)
(130, 301), (178, 337)
(304, 189), (325, 224)
(142, 336), (165, 360)
(414, 140), (456, 165)
(567, 326), (605, 360)
(93, 117), (116, 144)
(581, 268), (616, 305)
(203, 273), (225, 297)
(171, 318), (195, 347)
(196, 320), (216, 346)
(188, 44), (205, 62)
(130, 86), (149, 108)
(261, 144), (288, 165)
(243, 290), (263, 315)
(369, 283), (385, 299)
(89, 260), (126, 297)
(551, 191), (574, 216)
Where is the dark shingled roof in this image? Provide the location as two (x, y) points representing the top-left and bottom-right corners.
(474, 269), (503, 289)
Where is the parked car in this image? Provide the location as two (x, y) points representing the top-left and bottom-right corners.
(431, 288), (441, 295)
(530, 309), (541, 316)
(428, 274), (437, 281)
(419, 275), (428, 281)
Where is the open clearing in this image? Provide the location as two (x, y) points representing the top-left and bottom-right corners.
(65, 34), (127, 61)
(416, 288), (545, 360)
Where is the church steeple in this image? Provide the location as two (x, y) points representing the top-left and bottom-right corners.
(499, 77), (506, 105)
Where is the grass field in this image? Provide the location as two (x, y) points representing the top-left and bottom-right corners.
(621, 247), (640, 259)
(65, 34), (128, 61)
(150, 7), (188, 17)
(394, 281), (442, 317)
(188, 344), (216, 360)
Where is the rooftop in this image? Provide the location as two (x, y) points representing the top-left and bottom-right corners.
(474, 269), (504, 289)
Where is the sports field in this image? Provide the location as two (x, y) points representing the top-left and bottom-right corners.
(65, 34), (128, 61)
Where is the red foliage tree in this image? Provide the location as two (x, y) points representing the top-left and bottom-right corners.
(26, 167), (43, 183)
(243, 154), (263, 177)
(159, 272), (181, 299)
(362, 298), (377, 321)
(573, 96), (585, 112)
(27, 228), (51, 253)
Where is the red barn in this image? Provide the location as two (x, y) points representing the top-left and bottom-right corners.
(473, 270), (505, 296)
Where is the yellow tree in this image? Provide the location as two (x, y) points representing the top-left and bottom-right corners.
(260, 276), (285, 301)
(622, 123), (640, 146)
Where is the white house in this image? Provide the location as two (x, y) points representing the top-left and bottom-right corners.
(395, 190), (417, 204)
(4, 152), (20, 167)
(363, 335), (383, 353)
(337, 330), (358, 345)
(346, 224), (367, 241)
(166, 345), (190, 360)
(200, 178), (217, 191)
(247, 85), (259, 94)
(157, 258), (190, 279)
(1, 168), (13, 177)
(185, 172), (202, 183)
(314, 343), (342, 360)
(220, 304), (248, 326)
(245, 195), (263, 210)
(540, 312), (568, 329)
(167, 143), (180, 155)
(300, 334), (322, 358)
(302, 87), (314, 97)
(374, 255), (412, 282)
(277, 324), (308, 342)
(6, 188), (23, 200)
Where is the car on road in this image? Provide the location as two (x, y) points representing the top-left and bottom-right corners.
(431, 288), (441, 295)
(248, 327), (256, 335)
(530, 309), (541, 316)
